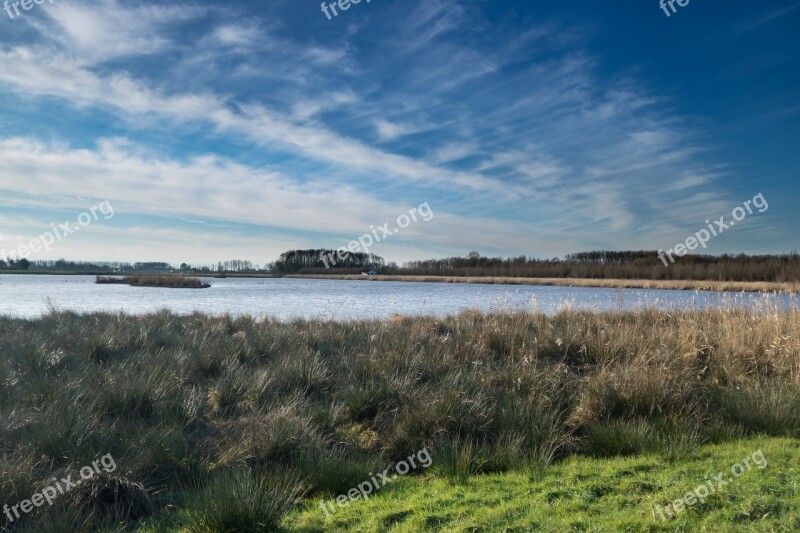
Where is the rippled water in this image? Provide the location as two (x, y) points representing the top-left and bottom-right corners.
(0, 275), (795, 320)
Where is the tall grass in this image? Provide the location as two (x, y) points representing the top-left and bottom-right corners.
(0, 308), (798, 529)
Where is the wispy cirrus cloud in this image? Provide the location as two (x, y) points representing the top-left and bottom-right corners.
(0, 137), (573, 259)
(740, 1), (800, 31)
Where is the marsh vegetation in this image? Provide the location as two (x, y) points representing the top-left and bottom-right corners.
(1, 308), (798, 530)
(95, 275), (211, 289)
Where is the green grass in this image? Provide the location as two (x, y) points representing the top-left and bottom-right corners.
(283, 438), (799, 532)
(132, 437), (798, 531)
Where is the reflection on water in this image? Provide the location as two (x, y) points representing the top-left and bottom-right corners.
(0, 275), (795, 320)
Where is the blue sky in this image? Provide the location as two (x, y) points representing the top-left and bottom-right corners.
(0, 0), (797, 266)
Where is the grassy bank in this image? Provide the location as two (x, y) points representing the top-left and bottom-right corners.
(1, 309), (798, 530)
(289, 274), (800, 293)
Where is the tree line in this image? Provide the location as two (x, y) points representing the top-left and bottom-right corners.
(395, 251), (800, 283)
(6, 259), (266, 274)
(6, 250), (800, 282)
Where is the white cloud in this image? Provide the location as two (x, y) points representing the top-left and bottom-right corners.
(212, 24), (261, 47)
(430, 142), (477, 164)
(291, 91), (359, 120)
(374, 119), (425, 141)
(29, 0), (206, 64)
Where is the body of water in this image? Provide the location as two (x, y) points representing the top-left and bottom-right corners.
(0, 275), (795, 320)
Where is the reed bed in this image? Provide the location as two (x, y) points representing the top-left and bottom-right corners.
(95, 275), (211, 289)
(0, 308), (798, 530)
(290, 274), (800, 293)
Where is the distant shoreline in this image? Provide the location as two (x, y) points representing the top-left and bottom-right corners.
(0, 271), (279, 278)
(287, 274), (800, 293)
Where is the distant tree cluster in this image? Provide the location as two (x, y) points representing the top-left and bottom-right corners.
(0, 258), (30, 270)
(397, 251), (800, 283)
(271, 249), (385, 274)
(213, 260), (259, 272)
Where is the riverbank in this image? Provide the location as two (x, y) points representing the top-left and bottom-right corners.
(1, 309), (797, 530)
(289, 274), (800, 293)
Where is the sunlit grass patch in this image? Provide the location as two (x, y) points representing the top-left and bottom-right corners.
(286, 438), (800, 532)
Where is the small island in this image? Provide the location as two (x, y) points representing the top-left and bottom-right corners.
(95, 275), (211, 289)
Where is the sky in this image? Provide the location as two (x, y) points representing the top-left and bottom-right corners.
(0, 0), (798, 266)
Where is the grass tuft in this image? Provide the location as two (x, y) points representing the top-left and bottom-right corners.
(186, 468), (304, 533)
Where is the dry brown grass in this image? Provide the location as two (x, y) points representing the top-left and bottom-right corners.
(288, 274), (800, 293)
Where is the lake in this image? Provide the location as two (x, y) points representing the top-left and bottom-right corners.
(0, 275), (796, 320)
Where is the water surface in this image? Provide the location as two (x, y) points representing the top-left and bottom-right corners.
(0, 275), (794, 320)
